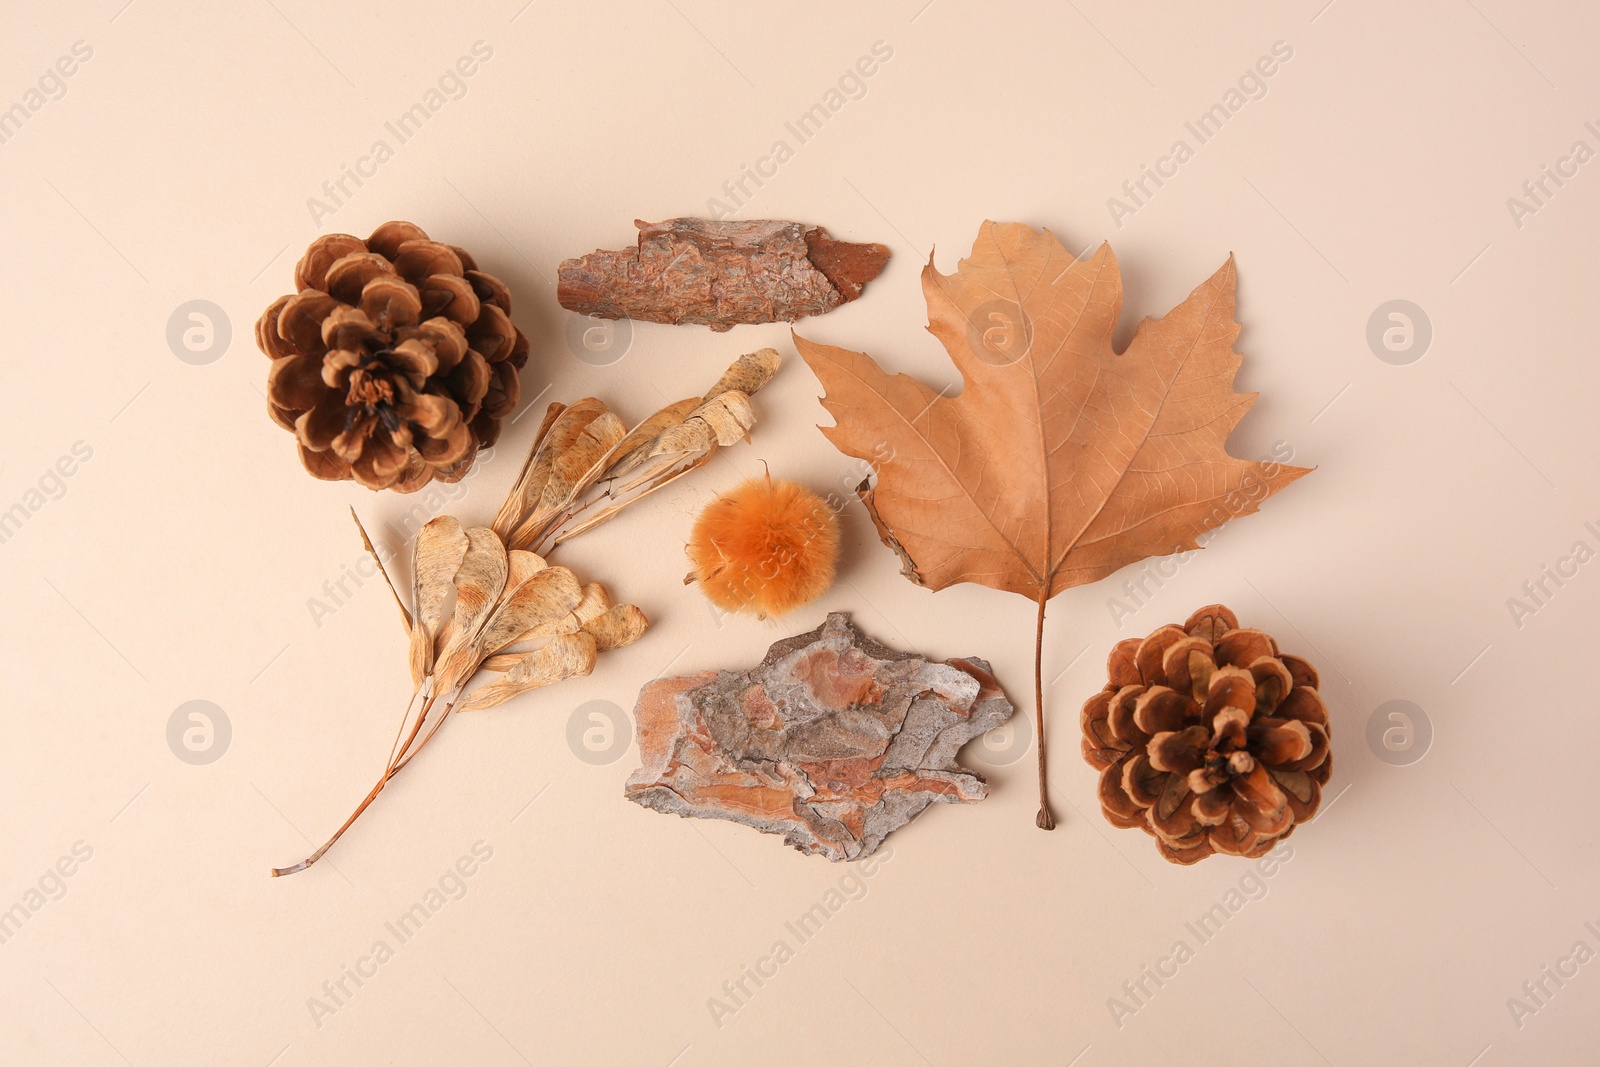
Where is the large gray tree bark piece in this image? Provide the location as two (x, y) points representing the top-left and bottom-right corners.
(625, 612), (1014, 861)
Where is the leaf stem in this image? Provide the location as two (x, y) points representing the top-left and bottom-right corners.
(1034, 592), (1055, 831)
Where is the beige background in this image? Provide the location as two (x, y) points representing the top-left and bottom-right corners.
(3, 0), (1597, 1064)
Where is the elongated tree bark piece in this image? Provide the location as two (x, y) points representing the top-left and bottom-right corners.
(558, 218), (890, 331)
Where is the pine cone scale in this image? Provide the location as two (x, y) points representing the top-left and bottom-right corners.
(1251, 719), (1313, 764)
(468, 303), (517, 361)
(267, 351), (324, 411)
(447, 351), (492, 410)
(295, 394), (345, 451)
(349, 430), (408, 485)
(1147, 726), (1207, 774)
(420, 273), (479, 322)
(268, 400), (298, 432)
(1132, 686), (1188, 734)
(467, 270), (511, 311)
(298, 442), (351, 481)
(359, 277), (423, 331)
(397, 387), (458, 436)
(1273, 768), (1316, 805)
(392, 240), (463, 284)
(257, 296), (295, 359)
(296, 234), (366, 290)
(409, 319), (469, 369)
(1098, 766), (1146, 828)
(325, 253), (396, 305)
(279, 291), (338, 352)
(365, 220), (428, 260)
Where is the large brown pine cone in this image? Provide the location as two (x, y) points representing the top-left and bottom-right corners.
(1080, 604), (1332, 864)
(256, 221), (530, 492)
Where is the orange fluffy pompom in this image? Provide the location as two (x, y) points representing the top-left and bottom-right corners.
(687, 475), (840, 618)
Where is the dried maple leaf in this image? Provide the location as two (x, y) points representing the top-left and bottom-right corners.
(795, 221), (1311, 830)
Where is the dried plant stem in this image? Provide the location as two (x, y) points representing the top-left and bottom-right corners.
(271, 687), (454, 877)
(350, 507), (411, 629)
(1034, 593), (1055, 831)
(391, 689), (462, 774)
(269, 769), (392, 878)
(385, 681), (429, 769)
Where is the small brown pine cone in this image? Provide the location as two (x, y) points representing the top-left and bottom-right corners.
(256, 221), (531, 492)
(1080, 604), (1332, 865)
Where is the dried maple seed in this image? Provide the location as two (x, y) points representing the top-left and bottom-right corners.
(491, 349), (781, 552)
(270, 353), (782, 878)
(1080, 604), (1333, 865)
(257, 220), (530, 492)
(270, 515), (646, 878)
(797, 221), (1312, 830)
